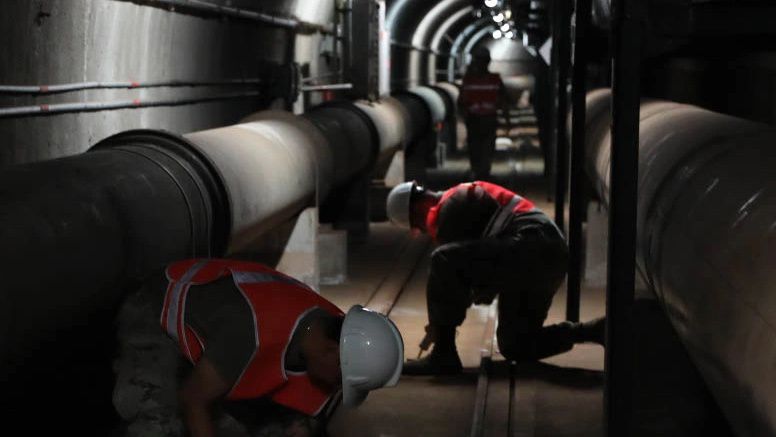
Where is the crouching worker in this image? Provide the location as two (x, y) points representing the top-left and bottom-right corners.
(113, 258), (403, 437)
(386, 181), (604, 375)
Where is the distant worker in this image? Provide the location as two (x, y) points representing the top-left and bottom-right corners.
(386, 181), (604, 375)
(113, 259), (403, 437)
(459, 47), (512, 180)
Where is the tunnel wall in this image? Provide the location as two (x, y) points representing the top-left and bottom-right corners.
(585, 89), (776, 437)
(0, 0), (338, 166)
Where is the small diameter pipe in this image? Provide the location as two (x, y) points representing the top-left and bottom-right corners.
(0, 78), (261, 95)
(300, 83), (353, 92)
(127, 0), (334, 34)
(0, 91), (261, 118)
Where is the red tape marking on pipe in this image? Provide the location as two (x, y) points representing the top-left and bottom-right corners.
(133, 99), (141, 106)
(40, 86), (49, 93)
(40, 104), (50, 112)
(130, 81), (140, 88)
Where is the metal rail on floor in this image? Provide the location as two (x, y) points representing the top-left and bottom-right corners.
(469, 301), (498, 437)
(323, 235), (431, 424)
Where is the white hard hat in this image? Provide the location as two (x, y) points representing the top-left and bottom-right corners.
(340, 305), (404, 407)
(386, 181), (417, 229)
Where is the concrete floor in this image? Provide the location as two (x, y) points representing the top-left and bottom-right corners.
(321, 130), (608, 436)
(321, 106), (734, 436)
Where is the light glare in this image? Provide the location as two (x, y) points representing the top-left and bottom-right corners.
(493, 13), (504, 22)
(492, 29), (503, 39)
(484, 0), (498, 8)
(505, 31), (514, 38)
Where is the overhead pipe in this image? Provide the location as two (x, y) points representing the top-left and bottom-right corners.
(428, 7), (474, 83)
(584, 89), (776, 437)
(0, 78), (262, 95)
(407, 0), (472, 85)
(0, 91), (262, 119)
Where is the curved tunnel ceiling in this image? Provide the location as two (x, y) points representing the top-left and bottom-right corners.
(387, 0), (446, 87)
(447, 18), (494, 81)
(430, 7), (475, 53)
(427, 6), (476, 83)
(408, 0), (472, 85)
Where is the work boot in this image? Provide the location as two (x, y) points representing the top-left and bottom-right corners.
(403, 325), (463, 375)
(573, 317), (606, 346)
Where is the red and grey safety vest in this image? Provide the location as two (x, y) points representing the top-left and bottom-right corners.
(426, 181), (537, 241)
(460, 73), (504, 116)
(160, 259), (344, 416)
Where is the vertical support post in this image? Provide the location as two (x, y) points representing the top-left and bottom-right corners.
(605, 0), (642, 435)
(552, 0), (573, 231)
(566, 0), (592, 322)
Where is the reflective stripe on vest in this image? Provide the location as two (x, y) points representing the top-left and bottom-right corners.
(160, 259), (341, 415)
(426, 182), (537, 241)
(160, 259), (208, 342)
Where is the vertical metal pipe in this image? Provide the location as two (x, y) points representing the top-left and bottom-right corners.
(552, 0), (572, 231)
(605, 0), (642, 434)
(566, 0), (592, 322)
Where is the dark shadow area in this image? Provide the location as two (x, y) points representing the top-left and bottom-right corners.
(628, 298), (735, 437)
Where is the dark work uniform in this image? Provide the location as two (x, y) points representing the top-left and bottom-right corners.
(427, 182), (575, 361)
(460, 72), (505, 180)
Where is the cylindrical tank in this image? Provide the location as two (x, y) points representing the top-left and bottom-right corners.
(585, 89), (776, 436)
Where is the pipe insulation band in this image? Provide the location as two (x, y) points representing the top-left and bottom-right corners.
(407, 86), (448, 124)
(391, 91), (433, 146)
(584, 89), (776, 437)
(0, 132), (221, 371)
(354, 96), (411, 153)
(304, 101), (382, 182)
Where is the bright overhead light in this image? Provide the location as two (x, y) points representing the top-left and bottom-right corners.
(492, 29), (503, 39)
(505, 31), (514, 38)
(484, 0), (498, 8)
(500, 23), (510, 31)
(493, 13), (504, 22)
(504, 9), (512, 19)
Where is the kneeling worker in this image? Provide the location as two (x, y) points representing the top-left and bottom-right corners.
(113, 258), (403, 437)
(386, 181), (603, 375)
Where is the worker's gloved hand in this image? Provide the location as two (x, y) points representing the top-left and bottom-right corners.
(417, 324), (436, 357)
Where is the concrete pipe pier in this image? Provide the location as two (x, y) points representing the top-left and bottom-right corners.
(585, 89), (776, 436)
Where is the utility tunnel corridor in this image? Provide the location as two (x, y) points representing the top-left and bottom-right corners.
(1, 1), (775, 436)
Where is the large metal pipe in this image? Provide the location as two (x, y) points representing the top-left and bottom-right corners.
(0, 102), (390, 375)
(585, 89), (776, 436)
(185, 111), (333, 254)
(408, 86), (448, 126)
(429, 82), (459, 154)
(0, 131), (225, 373)
(354, 96), (411, 155)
